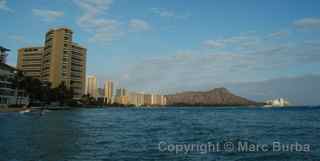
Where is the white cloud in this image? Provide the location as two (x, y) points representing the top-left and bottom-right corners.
(203, 35), (258, 49)
(9, 35), (41, 46)
(32, 9), (64, 21)
(294, 17), (320, 29)
(268, 31), (289, 38)
(73, 0), (125, 44)
(203, 40), (225, 48)
(128, 19), (151, 32)
(75, 0), (113, 25)
(9, 35), (26, 43)
(150, 8), (189, 19)
(74, 0), (153, 43)
(150, 8), (175, 17)
(116, 28), (320, 93)
(118, 41), (320, 93)
(0, 0), (12, 12)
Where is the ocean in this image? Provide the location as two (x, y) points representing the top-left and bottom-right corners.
(0, 107), (319, 161)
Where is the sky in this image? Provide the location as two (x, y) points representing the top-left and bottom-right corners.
(1, 0), (320, 104)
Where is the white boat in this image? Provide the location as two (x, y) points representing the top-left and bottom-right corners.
(19, 109), (31, 114)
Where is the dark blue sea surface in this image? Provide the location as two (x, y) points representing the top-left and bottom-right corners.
(0, 107), (319, 161)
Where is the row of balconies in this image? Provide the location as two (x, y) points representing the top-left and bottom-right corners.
(22, 62), (41, 66)
(23, 48), (41, 52)
(22, 57), (42, 61)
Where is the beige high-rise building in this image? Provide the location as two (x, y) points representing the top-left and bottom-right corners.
(17, 47), (44, 79)
(70, 42), (86, 98)
(17, 27), (87, 99)
(128, 92), (144, 106)
(104, 80), (113, 103)
(86, 75), (97, 98)
(150, 94), (167, 106)
(114, 88), (128, 105)
(143, 94), (152, 106)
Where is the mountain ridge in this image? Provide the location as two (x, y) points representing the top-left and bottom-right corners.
(166, 87), (259, 106)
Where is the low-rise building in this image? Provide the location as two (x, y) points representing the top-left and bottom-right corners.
(1, 47), (28, 107)
(265, 98), (290, 107)
(0, 63), (16, 107)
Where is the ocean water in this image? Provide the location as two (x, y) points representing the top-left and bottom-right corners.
(0, 107), (319, 161)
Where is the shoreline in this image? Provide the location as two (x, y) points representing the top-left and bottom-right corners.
(0, 105), (316, 113)
(0, 107), (29, 113)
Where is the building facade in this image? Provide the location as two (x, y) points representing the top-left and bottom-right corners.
(115, 88), (128, 105)
(0, 63), (16, 107)
(143, 94), (152, 106)
(17, 47), (43, 79)
(104, 80), (113, 104)
(151, 94), (162, 105)
(1, 46), (29, 107)
(17, 28), (87, 99)
(70, 43), (86, 98)
(86, 75), (97, 98)
(128, 92), (144, 106)
(265, 98), (290, 107)
(127, 92), (167, 106)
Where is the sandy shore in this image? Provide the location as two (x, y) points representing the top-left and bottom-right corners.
(0, 108), (29, 112)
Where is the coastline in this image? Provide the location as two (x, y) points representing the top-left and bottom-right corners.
(0, 105), (317, 113)
(0, 107), (29, 113)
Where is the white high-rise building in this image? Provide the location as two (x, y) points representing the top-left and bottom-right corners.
(86, 75), (97, 98)
(128, 92), (144, 106)
(114, 88), (128, 105)
(104, 80), (113, 104)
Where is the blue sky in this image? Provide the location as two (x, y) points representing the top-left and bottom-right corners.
(1, 0), (320, 103)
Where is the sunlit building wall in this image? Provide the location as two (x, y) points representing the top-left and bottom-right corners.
(143, 94), (152, 106)
(17, 28), (87, 99)
(115, 88), (128, 105)
(86, 75), (97, 98)
(128, 92), (144, 106)
(104, 80), (113, 104)
(17, 47), (43, 79)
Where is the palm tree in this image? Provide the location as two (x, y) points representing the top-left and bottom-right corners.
(10, 70), (27, 105)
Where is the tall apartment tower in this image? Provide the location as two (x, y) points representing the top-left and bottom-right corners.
(115, 88), (127, 97)
(17, 28), (87, 99)
(86, 75), (97, 98)
(115, 88), (128, 105)
(104, 80), (113, 103)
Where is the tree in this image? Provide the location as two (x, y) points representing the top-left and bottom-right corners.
(80, 94), (97, 105)
(49, 82), (75, 105)
(10, 71), (75, 106)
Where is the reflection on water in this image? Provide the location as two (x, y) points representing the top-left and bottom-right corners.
(0, 107), (319, 161)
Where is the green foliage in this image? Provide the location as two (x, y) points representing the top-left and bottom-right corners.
(11, 71), (75, 105)
(80, 94), (97, 105)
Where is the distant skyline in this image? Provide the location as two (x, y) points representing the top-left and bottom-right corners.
(1, 0), (320, 104)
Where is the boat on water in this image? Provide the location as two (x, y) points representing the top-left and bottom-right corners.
(19, 107), (51, 115)
(19, 109), (31, 114)
(46, 106), (71, 110)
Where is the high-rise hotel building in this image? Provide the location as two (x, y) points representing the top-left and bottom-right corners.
(86, 75), (97, 98)
(104, 80), (113, 104)
(17, 28), (87, 99)
(115, 88), (128, 105)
